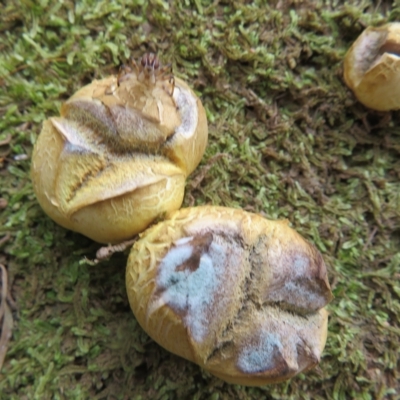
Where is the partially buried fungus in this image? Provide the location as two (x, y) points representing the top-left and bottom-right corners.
(31, 53), (208, 243)
(344, 22), (400, 111)
(126, 206), (333, 386)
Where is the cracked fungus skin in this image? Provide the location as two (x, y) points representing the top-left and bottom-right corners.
(31, 54), (208, 243)
(126, 206), (333, 386)
(344, 23), (400, 111)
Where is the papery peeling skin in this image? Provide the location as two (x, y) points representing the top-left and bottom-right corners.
(31, 53), (208, 243)
(126, 206), (333, 386)
(344, 23), (400, 111)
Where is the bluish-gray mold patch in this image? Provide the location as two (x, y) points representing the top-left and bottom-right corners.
(237, 332), (283, 374)
(155, 237), (226, 342)
(292, 254), (309, 274)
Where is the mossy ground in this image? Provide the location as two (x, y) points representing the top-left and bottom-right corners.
(1, 0), (399, 399)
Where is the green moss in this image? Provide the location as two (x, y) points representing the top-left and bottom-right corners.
(1, 0), (399, 399)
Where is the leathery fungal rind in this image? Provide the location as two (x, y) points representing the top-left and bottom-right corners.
(344, 22), (400, 111)
(126, 206), (333, 386)
(31, 53), (208, 243)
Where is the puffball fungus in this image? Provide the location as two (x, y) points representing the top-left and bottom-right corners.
(31, 53), (208, 243)
(126, 206), (333, 386)
(344, 22), (400, 111)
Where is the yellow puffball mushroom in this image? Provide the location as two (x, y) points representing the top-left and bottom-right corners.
(126, 206), (333, 386)
(344, 22), (400, 111)
(31, 54), (208, 243)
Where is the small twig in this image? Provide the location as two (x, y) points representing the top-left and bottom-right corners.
(95, 238), (137, 260)
(81, 238), (137, 265)
(0, 306), (12, 373)
(0, 264), (13, 372)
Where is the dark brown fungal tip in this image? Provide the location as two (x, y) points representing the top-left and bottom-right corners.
(175, 232), (213, 273)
